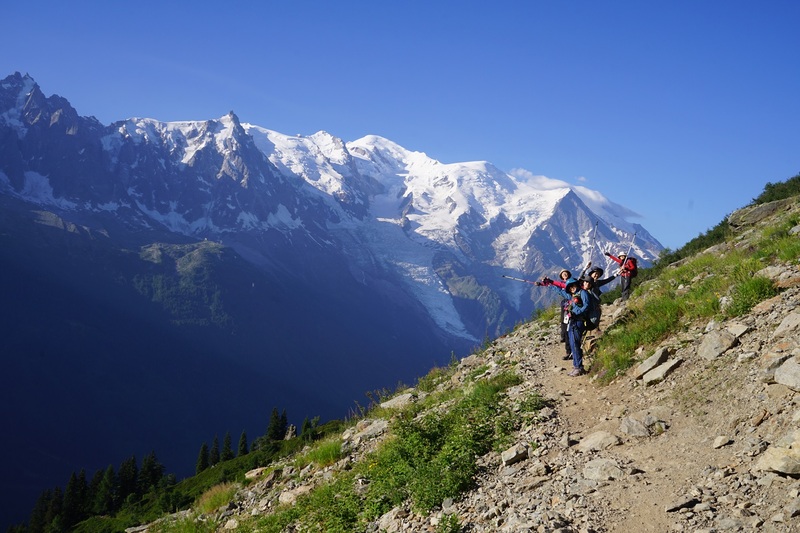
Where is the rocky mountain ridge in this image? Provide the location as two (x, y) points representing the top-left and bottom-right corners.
(0, 71), (663, 342)
(136, 196), (800, 532)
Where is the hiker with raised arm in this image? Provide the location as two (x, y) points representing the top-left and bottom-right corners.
(579, 276), (602, 332)
(542, 277), (589, 376)
(539, 268), (574, 361)
(605, 250), (638, 301)
(586, 266), (618, 298)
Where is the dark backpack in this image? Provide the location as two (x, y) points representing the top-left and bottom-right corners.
(584, 292), (602, 331)
(625, 257), (638, 277)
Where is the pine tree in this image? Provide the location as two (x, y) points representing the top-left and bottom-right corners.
(28, 489), (52, 533)
(196, 443), (209, 474)
(138, 451), (165, 494)
(93, 465), (117, 515)
(44, 486), (63, 528)
(209, 435), (220, 466)
(266, 407), (283, 442)
(63, 471), (87, 528)
(221, 432), (234, 461)
(280, 409), (288, 439)
(301, 416), (320, 442)
(87, 469), (104, 512)
(238, 431), (248, 456)
(118, 455), (139, 503)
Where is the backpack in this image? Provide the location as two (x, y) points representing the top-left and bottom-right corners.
(625, 257), (638, 277)
(584, 292), (602, 331)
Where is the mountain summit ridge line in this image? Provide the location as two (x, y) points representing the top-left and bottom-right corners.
(0, 71), (662, 342)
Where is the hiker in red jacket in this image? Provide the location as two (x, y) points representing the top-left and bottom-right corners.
(539, 268), (573, 360)
(605, 251), (637, 301)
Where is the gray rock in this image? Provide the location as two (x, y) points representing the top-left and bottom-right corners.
(773, 311), (800, 340)
(665, 496), (701, 512)
(642, 358), (684, 385)
(620, 417), (651, 437)
(380, 392), (416, 410)
(754, 442), (800, 476)
(725, 322), (751, 338)
(353, 419), (389, 440)
(501, 443), (529, 466)
(713, 436), (733, 449)
(698, 329), (738, 360)
(583, 458), (623, 481)
(634, 347), (671, 379)
(774, 356), (800, 391)
(577, 431), (621, 452)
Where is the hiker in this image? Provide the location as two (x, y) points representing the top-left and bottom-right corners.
(605, 251), (637, 301)
(579, 276), (602, 332)
(543, 277), (589, 376)
(539, 269), (573, 360)
(586, 266), (618, 299)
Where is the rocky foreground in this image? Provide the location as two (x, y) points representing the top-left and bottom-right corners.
(135, 200), (800, 532)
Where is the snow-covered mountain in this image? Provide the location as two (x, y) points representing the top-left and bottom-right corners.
(0, 72), (662, 342)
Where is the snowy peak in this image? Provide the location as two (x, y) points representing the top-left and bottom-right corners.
(0, 73), (664, 342)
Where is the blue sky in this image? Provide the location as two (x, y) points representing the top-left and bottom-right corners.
(3, 1), (798, 249)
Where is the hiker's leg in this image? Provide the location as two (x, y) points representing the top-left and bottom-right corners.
(568, 322), (584, 370)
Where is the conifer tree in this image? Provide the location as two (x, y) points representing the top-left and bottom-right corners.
(29, 489), (52, 533)
(280, 409), (288, 439)
(63, 471), (87, 528)
(221, 432), (234, 461)
(238, 431), (248, 456)
(93, 465), (117, 515)
(138, 451), (165, 494)
(301, 416), (320, 442)
(209, 435), (220, 466)
(266, 407), (283, 442)
(87, 469), (104, 511)
(118, 455), (139, 502)
(44, 486), (63, 528)
(196, 442), (209, 474)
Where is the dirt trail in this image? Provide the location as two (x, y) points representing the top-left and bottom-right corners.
(533, 313), (761, 532)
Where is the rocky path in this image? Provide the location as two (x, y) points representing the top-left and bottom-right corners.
(442, 287), (800, 533)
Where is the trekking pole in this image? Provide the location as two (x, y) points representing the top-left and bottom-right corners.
(589, 220), (599, 268)
(501, 275), (541, 285)
(623, 231), (637, 260)
(617, 231), (637, 275)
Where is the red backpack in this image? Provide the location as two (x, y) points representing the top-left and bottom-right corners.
(625, 257), (638, 277)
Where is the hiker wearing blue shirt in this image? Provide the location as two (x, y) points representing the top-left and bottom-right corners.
(548, 278), (589, 376)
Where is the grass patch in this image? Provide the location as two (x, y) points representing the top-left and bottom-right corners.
(195, 482), (239, 514)
(294, 436), (343, 470)
(726, 276), (777, 317)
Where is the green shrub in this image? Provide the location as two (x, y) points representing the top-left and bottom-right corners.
(437, 513), (463, 533)
(751, 173), (800, 204)
(358, 372), (522, 515)
(725, 276), (777, 317)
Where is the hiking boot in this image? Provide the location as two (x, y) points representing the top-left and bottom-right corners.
(563, 353), (572, 360)
(568, 368), (586, 377)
